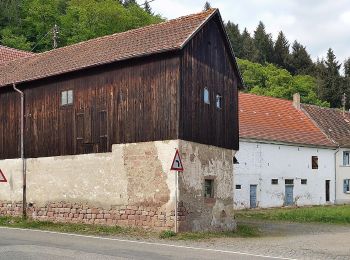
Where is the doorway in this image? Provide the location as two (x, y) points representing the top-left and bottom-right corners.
(250, 185), (257, 209)
(285, 179), (294, 206)
(326, 180), (330, 202)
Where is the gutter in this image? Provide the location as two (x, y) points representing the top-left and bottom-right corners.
(12, 83), (26, 218)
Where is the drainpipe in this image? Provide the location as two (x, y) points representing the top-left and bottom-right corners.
(334, 148), (340, 204)
(12, 83), (26, 218)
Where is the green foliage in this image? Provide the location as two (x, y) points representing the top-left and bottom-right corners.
(238, 58), (330, 107)
(253, 21), (274, 64)
(0, 0), (163, 52)
(159, 230), (177, 239)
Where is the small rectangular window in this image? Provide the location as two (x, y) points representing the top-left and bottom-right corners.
(204, 88), (210, 104)
(312, 156), (318, 169)
(204, 179), (214, 198)
(216, 94), (222, 109)
(301, 179), (307, 185)
(343, 152), (350, 166)
(235, 185), (241, 189)
(61, 90), (74, 106)
(285, 179), (294, 185)
(271, 179), (278, 185)
(344, 179), (350, 193)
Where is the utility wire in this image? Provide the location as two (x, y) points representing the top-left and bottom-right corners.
(30, 30), (51, 52)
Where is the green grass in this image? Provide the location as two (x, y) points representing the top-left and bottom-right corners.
(0, 216), (259, 240)
(235, 205), (350, 224)
(159, 224), (260, 240)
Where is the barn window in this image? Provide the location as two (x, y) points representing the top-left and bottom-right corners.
(203, 87), (210, 104)
(61, 90), (73, 106)
(271, 179), (278, 185)
(216, 94), (222, 109)
(343, 151), (350, 166)
(344, 179), (350, 193)
(235, 185), (242, 189)
(301, 179), (307, 185)
(312, 156), (318, 169)
(204, 179), (214, 198)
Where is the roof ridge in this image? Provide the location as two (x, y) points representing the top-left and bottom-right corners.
(20, 8), (218, 59)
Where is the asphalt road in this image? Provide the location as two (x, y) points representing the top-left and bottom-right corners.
(0, 227), (289, 260)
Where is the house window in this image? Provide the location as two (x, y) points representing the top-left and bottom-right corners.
(312, 156), (318, 169)
(235, 185), (241, 189)
(271, 179), (278, 185)
(204, 179), (214, 198)
(216, 94), (222, 109)
(61, 90), (73, 106)
(301, 179), (307, 185)
(203, 88), (210, 104)
(344, 179), (350, 193)
(343, 152), (350, 166)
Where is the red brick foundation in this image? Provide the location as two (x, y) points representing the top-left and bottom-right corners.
(0, 201), (188, 231)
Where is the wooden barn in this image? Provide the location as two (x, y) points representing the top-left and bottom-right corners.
(0, 9), (242, 231)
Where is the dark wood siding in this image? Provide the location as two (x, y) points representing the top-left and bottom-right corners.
(0, 53), (180, 159)
(180, 16), (239, 150)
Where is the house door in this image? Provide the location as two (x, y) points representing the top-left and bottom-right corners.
(285, 181), (294, 206)
(326, 180), (330, 202)
(250, 185), (257, 208)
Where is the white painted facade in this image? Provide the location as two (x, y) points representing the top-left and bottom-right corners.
(335, 148), (350, 204)
(234, 140), (336, 209)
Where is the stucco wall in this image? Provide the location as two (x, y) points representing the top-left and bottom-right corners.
(234, 141), (335, 209)
(335, 148), (350, 204)
(0, 140), (235, 231)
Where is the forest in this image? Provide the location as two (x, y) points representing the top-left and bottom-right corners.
(1, 0), (349, 108)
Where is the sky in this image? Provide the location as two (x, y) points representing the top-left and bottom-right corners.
(140, 0), (350, 68)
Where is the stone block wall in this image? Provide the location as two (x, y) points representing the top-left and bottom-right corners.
(0, 140), (236, 231)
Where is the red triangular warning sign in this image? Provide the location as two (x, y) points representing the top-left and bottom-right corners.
(171, 150), (184, 172)
(0, 170), (7, 183)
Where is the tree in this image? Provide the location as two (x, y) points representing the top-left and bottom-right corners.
(253, 21), (274, 64)
(273, 31), (290, 70)
(239, 28), (258, 62)
(226, 21), (242, 58)
(289, 41), (313, 75)
(344, 58), (350, 78)
(319, 48), (343, 107)
(143, 0), (152, 15)
(203, 1), (211, 11)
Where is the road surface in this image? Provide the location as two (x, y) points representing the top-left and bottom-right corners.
(0, 227), (288, 260)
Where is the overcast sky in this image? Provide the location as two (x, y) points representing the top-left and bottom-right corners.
(141, 0), (350, 68)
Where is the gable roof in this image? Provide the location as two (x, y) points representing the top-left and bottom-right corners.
(0, 45), (34, 64)
(239, 93), (335, 147)
(0, 9), (242, 88)
(302, 104), (350, 148)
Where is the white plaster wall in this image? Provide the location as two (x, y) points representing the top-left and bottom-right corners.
(0, 140), (179, 208)
(234, 141), (335, 209)
(335, 148), (350, 204)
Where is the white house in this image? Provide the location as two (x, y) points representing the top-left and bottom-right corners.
(234, 93), (337, 209)
(302, 104), (350, 204)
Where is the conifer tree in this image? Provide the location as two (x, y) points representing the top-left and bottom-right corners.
(143, 1), (152, 14)
(241, 28), (258, 61)
(273, 31), (290, 69)
(289, 41), (313, 75)
(344, 58), (350, 78)
(226, 21), (242, 58)
(253, 21), (274, 64)
(203, 1), (211, 11)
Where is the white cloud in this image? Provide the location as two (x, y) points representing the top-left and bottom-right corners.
(340, 11), (350, 24)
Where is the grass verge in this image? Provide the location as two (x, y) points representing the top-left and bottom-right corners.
(0, 216), (259, 240)
(235, 205), (350, 224)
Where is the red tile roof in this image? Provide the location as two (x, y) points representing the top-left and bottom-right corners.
(302, 104), (350, 148)
(0, 9), (242, 88)
(239, 93), (335, 147)
(0, 45), (33, 64)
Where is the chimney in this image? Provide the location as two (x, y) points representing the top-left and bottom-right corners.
(293, 93), (301, 110)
